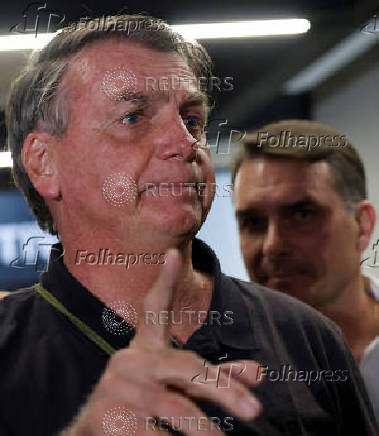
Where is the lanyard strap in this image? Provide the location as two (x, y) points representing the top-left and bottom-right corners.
(32, 283), (116, 356)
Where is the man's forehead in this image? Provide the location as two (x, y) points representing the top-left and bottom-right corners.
(70, 39), (196, 84)
(239, 157), (331, 186)
(235, 157), (336, 207)
(64, 39), (203, 107)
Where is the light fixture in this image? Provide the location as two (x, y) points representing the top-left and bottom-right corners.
(172, 19), (310, 40)
(0, 152), (13, 168)
(284, 29), (379, 94)
(0, 18), (311, 52)
(0, 33), (55, 51)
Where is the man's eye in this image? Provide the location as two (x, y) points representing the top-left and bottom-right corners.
(292, 208), (316, 221)
(121, 111), (142, 125)
(183, 116), (202, 130)
(240, 216), (266, 232)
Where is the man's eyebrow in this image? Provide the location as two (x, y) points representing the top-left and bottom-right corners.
(118, 92), (150, 105)
(115, 90), (208, 116)
(235, 198), (320, 218)
(180, 91), (208, 109)
(284, 198), (320, 209)
(235, 207), (260, 218)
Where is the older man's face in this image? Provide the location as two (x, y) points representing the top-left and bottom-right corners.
(53, 40), (215, 244)
(234, 157), (362, 308)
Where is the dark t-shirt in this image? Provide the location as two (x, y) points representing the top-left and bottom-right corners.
(0, 238), (377, 436)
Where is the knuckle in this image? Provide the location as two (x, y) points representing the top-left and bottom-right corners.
(156, 393), (194, 417)
(176, 349), (205, 370)
(108, 349), (144, 376)
(97, 372), (118, 397)
(108, 349), (128, 369)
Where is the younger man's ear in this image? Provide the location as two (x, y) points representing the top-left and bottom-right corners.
(21, 132), (60, 200)
(355, 201), (376, 252)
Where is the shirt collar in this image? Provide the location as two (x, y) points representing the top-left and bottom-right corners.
(190, 238), (257, 351)
(40, 238), (257, 353)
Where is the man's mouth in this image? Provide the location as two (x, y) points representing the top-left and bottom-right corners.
(265, 268), (314, 286)
(270, 270), (298, 278)
(258, 264), (311, 284)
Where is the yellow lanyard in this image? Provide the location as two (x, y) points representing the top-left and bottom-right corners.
(33, 283), (116, 356)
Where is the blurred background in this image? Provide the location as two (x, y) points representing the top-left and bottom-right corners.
(1, 0), (379, 289)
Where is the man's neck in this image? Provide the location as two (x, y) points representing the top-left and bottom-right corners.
(62, 236), (214, 344)
(319, 275), (379, 362)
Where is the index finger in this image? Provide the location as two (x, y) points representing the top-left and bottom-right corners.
(131, 248), (181, 350)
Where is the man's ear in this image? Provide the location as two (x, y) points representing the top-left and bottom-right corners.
(22, 132), (61, 200)
(355, 201), (376, 252)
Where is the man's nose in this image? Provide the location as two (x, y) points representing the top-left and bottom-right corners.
(262, 220), (288, 258)
(154, 113), (198, 162)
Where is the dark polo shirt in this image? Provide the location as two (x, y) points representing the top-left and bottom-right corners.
(0, 238), (377, 436)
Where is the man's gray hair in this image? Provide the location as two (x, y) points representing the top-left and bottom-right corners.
(6, 14), (213, 234)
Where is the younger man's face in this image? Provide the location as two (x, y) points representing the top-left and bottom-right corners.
(234, 157), (362, 308)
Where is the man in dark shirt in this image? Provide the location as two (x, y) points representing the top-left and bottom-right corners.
(1, 238), (378, 435)
(231, 120), (379, 424)
(1, 14), (378, 436)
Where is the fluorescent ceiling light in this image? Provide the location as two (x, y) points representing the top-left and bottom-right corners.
(0, 152), (13, 168)
(0, 33), (55, 51)
(0, 19), (310, 51)
(172, 19), (310, 40)
(284, 29), (379, 94)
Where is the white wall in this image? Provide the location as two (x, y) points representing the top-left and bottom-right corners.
(314, 64), (379, 277)
(197, 169), (249, 281)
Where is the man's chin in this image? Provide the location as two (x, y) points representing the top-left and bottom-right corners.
(265, 275), (317, 304)
(142, 207), (202, 238)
